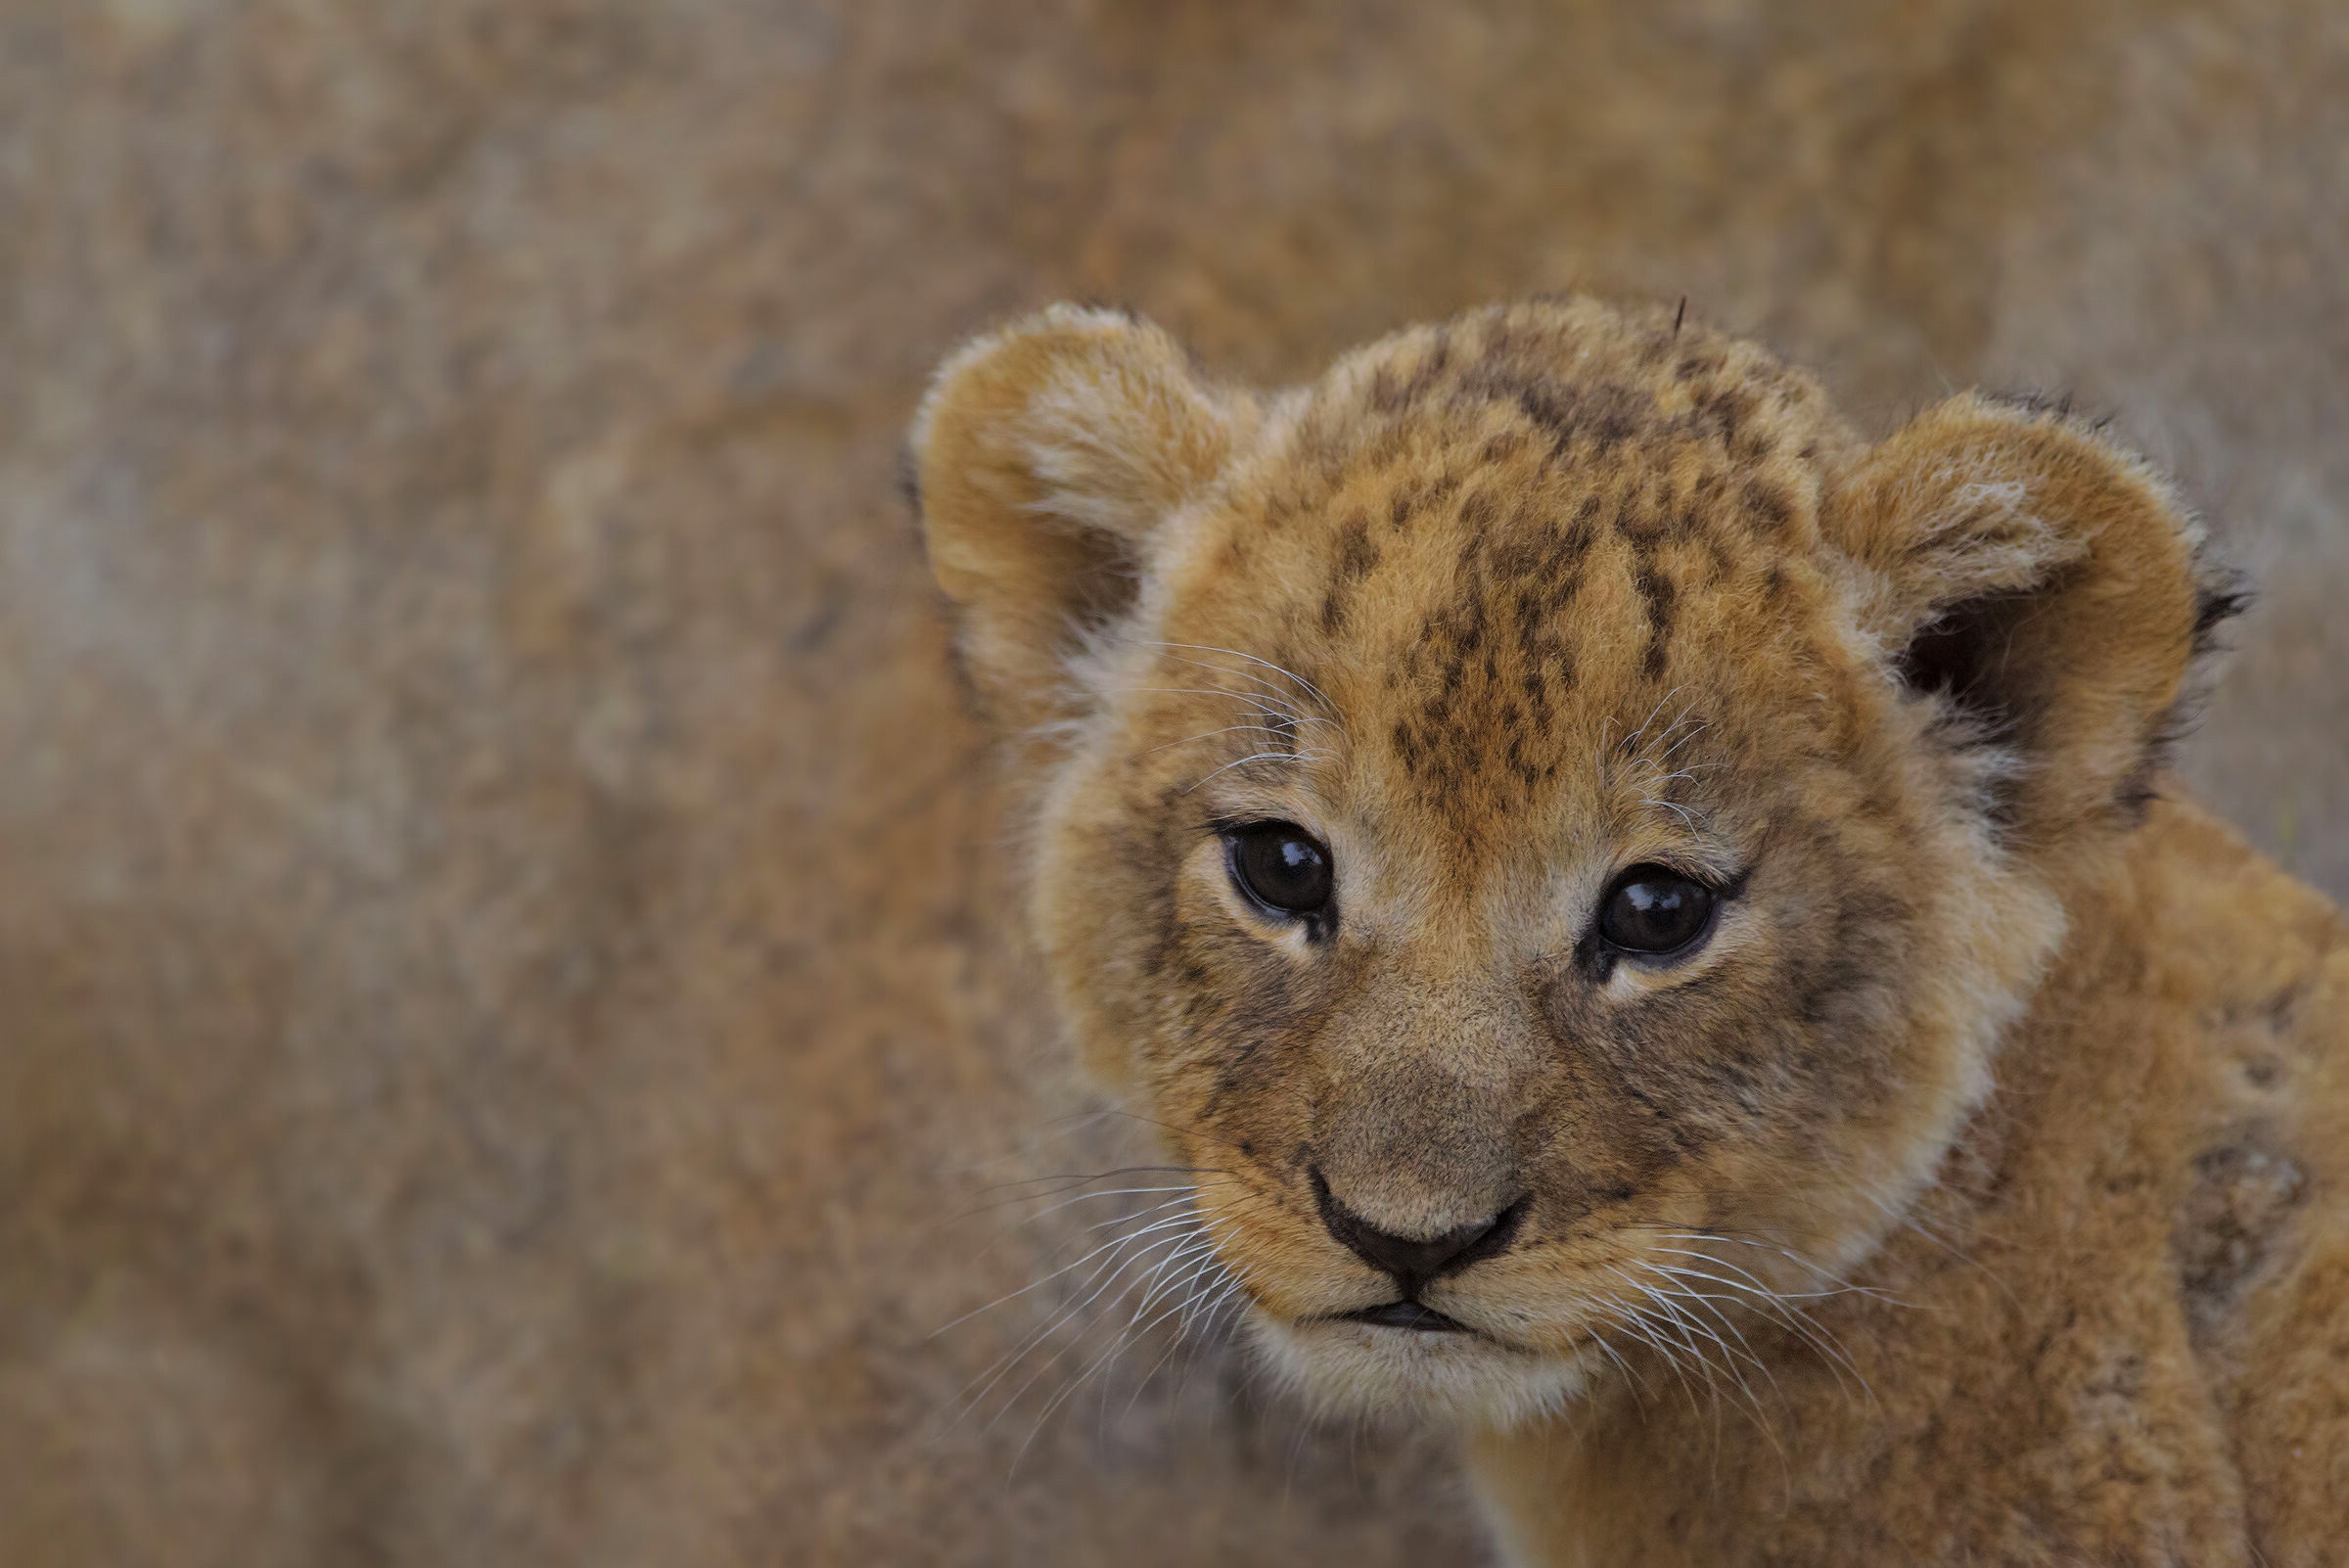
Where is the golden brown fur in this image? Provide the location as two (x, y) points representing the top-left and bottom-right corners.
(912, 297), (2349, 1564)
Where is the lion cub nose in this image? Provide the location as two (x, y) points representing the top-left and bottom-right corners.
(1311, 1168), (1527, 1289)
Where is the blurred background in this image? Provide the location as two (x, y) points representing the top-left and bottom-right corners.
(1, 3), (2343, 1564)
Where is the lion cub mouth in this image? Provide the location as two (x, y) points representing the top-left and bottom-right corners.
(1334, 1301), (1475, 1333)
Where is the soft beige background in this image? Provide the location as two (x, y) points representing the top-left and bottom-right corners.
(1, 3), (2342, 1564)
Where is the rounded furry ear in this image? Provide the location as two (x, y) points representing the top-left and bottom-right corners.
(908, 305), (1253, 730)
(1828, 393), (2242, 844)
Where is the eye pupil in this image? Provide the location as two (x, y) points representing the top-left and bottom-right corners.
(1229, 823), (1334, 918)
(1597, 868), (1717, 955)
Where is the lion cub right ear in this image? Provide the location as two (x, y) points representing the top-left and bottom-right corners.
(1828, 393), (2237, 849)
(908, 305), (1254, 730)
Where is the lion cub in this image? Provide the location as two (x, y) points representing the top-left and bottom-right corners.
(910, 298), (2348, 1566)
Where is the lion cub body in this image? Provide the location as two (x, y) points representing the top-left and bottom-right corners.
(912, 298), (2349, 1565)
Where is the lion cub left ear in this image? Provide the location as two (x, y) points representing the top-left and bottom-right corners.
(1828, 393), (2242, 844)
(908, 305), (1255, 732)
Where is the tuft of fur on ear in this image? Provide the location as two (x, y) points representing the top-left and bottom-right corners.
(907, 304), (1254, 730)
(1829, 392), (2241, 848)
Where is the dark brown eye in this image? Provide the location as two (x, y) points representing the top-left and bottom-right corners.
(1227, 822), (1334, 918)
(1597, 868), (1718, 956)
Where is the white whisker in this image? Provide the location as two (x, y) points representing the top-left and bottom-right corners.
(1146, 723), (1308, 755)
(1142, 641), (1343, 717)
(978, 1228), (1202, 1432)
(1150, 655), (1346, 732)
(1180, 749), (1337, 793)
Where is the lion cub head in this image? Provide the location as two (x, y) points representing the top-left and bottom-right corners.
(911, 299), (2223, 1425)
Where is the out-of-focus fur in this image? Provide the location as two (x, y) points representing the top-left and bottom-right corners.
(912, 297), (2348, 1564)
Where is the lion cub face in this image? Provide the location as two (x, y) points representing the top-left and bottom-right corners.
(913, 300), (2216, 1424)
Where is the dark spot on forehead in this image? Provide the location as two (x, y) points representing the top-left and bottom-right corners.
(1459, 487), (1497, 535)
(1508, 377), (1649, 453)
(1506, 731), (1539, 786)
(1316, 513), (1382, 632)
(1242, 302), (1847, 821)
(1692, 382), (1755, 443)
(1618, 478), (1672, 545)
(1482, 430), (1529, 466)
(1744, 478), (1795, 536)
(1704, 532), (1736, 579)
(1512, 583), (1548, 641)
(1635, 563), (1678, 679)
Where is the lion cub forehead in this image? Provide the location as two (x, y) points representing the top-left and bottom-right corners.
(1152, 301), (1863, 807)
(1188, 301), (1859, 615)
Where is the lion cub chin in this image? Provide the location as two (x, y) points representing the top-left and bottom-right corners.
(911, 296), (2347, 1566)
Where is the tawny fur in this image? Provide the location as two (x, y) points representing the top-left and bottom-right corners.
(913, 298), (2349, 1566)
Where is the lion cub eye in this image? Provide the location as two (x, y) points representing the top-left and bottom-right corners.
(1597, 867), (1718, 957)
(1225, 822), (1334, 918)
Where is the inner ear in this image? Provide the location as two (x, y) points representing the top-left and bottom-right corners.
(1893, 587), (2045, 744)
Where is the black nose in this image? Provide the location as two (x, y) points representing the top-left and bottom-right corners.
(1311, 1168), (1527, 1288)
